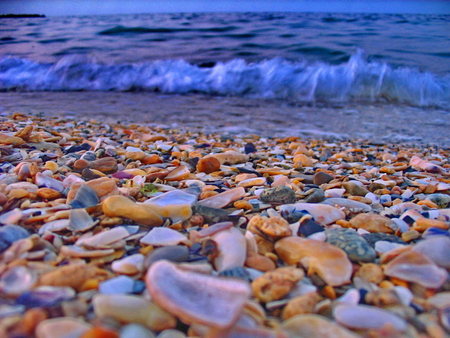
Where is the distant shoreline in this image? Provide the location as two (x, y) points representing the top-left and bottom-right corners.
(0, 14), (45, 18)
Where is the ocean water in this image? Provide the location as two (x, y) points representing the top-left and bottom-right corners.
(0, 12), (449, 109)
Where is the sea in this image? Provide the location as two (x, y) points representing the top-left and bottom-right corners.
(0, 12), (450, 143)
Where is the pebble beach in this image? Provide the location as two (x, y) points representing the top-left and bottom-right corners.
(1, 107), (450, 338)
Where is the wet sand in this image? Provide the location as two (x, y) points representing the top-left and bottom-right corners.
(1, 91), (449, 146)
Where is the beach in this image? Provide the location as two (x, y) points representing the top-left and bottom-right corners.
(2, 91), (450, 147)
(1, 9), (450, 338)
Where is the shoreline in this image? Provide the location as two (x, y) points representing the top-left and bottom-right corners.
(1, 91), (449, 147)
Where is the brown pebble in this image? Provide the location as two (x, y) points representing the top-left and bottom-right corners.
(38, 264), (112, 292)
(413, 218), (449, 232)
(401, 229), (421, 242)
(8, 188), (30, 199)
(282, 292), (320, 320)
(252, 266), (304, 303)
(197, 156), (221, 174)
(74, 159), (90, 171)
(313, 171), (334, 185)
(349, 213), (395, 233)
(22, 308), (48, 335)
(355, 263), (384, 284)
(0, 192), (7, 205)
(36, 188), (62, 200)
(245, 252), (276, 272)
(248, 214), (292, 239)
(233, 200), (254, 211)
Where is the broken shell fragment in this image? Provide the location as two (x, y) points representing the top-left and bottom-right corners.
(384, 250), (448, 289)
(145, 260), (251, 329)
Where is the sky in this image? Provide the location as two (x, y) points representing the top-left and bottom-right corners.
(1, 0), (450, 16)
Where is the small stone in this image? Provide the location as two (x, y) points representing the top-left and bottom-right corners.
(36, 188), (62, 200)
(145, 260), (251, 329)
(275, 237), (352, 286)
(293, 154), (314, 167)
(260, 186), (296, 205)
(36, 318), (91, 338)
(8, 188), (30, 199)
(355, 263), (384, 284)
(196, 156), (221, 174)
(362, 232), (406, 247)
(349, 213), (396, 233)
(102, 195), (163, 227)
(22, 308), (48, 335)
(281, 314), (360, 338)
(248, 214), (292, 239)
(120, 324), (156, 338)
(126, 150), (146, 161)
(313, 171), (334, 185)
(384, 250), (448, 289)
(68, 184), (100, 209)
(93, 294), (176, 331)
(282, 292), (321, 320)
(252, 266), (304, 303)
(38, 264), (111, 292)
(237, 177), (267, 188)
(143, 245), (189, 269)
(99, 275), (136, 294)
(325, 228), (376, 263)
(0, 132), (25, 145)
(426, 194), (450, 208)
(342, 181), (369, 196)
(333, 304), (407, 331)
(245, 252), (276, 272)
(208, 150), (248, 165)
(303, 188), (325, 203)
(89, 157), (118, 174)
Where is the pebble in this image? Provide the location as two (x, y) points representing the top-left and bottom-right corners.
(349, 213), (396, 233)
(313, 171), (334, 185)
(1, 113), (450, 338)
(275, 236), (352, 286)
(36, 317), (91, 338)
(281, 314), (360, 338)
(260, 185), (297, 205)
(93, 294), (176, 331)
(102, 195), (163, 227)
(251, 266), (304, 303)
(325, 228), (376, 262)
(98, 275), (136, 294)
(120, 324), (156, 338)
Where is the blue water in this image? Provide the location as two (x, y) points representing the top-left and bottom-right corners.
(0, 12), (449, 108)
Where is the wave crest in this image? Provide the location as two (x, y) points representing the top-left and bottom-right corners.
(0, 52), (449, 108)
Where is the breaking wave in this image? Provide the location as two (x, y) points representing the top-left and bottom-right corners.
(1, 51), (449, 108)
